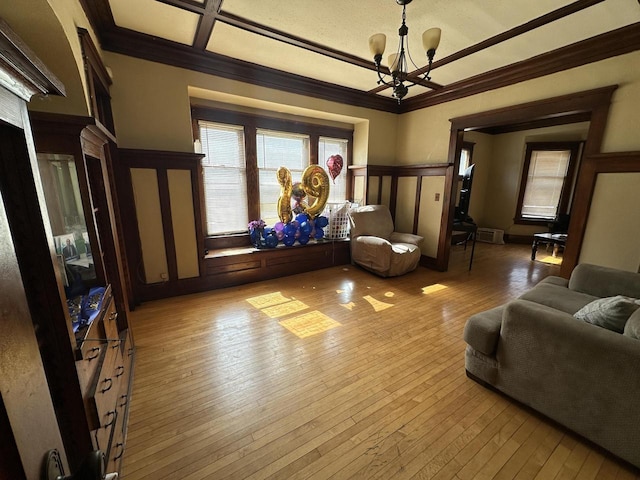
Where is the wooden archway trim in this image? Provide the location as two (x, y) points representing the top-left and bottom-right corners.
(439, 85), (618, 275)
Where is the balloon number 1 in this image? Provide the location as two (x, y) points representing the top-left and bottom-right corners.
(276, 165), (330, 222)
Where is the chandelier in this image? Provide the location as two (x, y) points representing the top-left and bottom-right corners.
(368, 0), (441, 103)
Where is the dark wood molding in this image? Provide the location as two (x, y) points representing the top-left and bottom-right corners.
(101, 26), (399, 112)
(475, 112), (592, 135)
(0, 18), (65, 98)
(157, 0), (208, 15)
(118, 148), (206, 289)
(78, 0), (116, 39)
(193, 0), (223, 50)
(402, 23), (640, 112)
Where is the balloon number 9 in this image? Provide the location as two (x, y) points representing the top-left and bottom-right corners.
(276, 165), (330, 222)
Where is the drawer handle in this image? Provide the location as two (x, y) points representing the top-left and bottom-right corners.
(113, 442), (124, 460)
(128, 348), (134, 357)
(119, 394), (128, 408)
(115, 365), (125, 377)
(105, 410), (116, 427)
(109, 311), (118, 322)
(101, 378), (113, 393)
(111, 340), (121, 350)
(87, 346), (100, 360)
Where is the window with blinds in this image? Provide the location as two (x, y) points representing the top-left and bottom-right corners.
(319, 136), (348, 204)
(199, 121), (248, 235)
(519, 147), (574, 220)
(257, 129), (310, 226)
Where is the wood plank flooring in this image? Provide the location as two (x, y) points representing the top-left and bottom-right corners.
(121, 243), (640, 479)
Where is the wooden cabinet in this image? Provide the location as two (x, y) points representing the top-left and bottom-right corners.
(29, 112), (135, 476)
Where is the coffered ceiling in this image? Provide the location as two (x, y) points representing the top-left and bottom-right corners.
(81, 0), (640, 113)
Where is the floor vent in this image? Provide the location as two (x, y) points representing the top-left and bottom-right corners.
(477, 228), (505, 244)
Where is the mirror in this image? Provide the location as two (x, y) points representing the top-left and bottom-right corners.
(37, 153), (97, 285)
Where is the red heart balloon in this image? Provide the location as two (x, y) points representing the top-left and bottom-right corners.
(326, 154), (343, 183)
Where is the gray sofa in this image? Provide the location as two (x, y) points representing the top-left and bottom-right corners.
(464, 263), (640, 468)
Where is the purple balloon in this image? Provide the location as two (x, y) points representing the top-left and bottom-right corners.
(274, 222), (284, 232)
(275, 230), (284, 240)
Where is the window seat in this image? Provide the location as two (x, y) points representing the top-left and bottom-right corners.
(203, 238), (350, 279)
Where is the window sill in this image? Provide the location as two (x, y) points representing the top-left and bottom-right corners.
(514, 217), (553, 226)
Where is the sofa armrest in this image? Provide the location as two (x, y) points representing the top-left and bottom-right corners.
(463, 305), (504, 356)
(389, 232), (423, 246)
(569, 263), (640, 298)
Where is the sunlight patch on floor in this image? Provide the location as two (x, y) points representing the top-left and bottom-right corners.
(363, 295), (394, 312)
(422, 283), (448, 294)
(538, 255), (563, 265)
(279, 311), (342, 338)
(261, 300), (309, 318)
(340, 302), (356, 310)
(246, 291), (292, 309)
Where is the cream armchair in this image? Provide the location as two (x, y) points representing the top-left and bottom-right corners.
(348, 205), (423, 277)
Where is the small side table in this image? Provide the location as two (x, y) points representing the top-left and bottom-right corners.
(532, 233), (567, 260)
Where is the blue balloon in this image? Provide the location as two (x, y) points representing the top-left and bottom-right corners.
(315, 216), (329, 228)
(314, 227), (324, 239)
(300, 221), (312, 235)
(298, 235), (310, 245)
(295, 213), (308, 224)
(262, 227), (272, 238)
(283, 235), (296, 246)
(284, 223), (297, 237)
(265, 234), (278, 248)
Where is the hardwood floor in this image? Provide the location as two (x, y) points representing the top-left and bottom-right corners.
(121, 243), (639, 479)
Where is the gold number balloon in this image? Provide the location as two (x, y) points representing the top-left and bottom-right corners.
(276, 165), (330, 221)
(300, 165), (330, 218)
(276, 166), (293, 223)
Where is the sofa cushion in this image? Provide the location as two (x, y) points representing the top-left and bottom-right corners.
(568, 263), (640, 299)
(623, 307), (640, 340)
(518, 282), (597, 315)
(463, 305), (504, 356)
(574, 295), (640, 333)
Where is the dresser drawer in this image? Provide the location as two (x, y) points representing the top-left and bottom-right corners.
(76, 341), (106, 395)
(102, 296), (119, 341)
(89, 340), (123, 428)
(92, 412), (116, 454)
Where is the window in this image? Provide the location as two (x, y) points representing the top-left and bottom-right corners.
(194, 108), (353, 242)
(319, 137), (349, 203)
(200, 121), (248, 235)
(515, 142), (579, 223)
(458, 142), (474, 176)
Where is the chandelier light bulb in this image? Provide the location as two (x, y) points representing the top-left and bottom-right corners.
(368, 33), (387, 56)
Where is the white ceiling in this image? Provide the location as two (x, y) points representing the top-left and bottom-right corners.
(108, 0), (640, 100)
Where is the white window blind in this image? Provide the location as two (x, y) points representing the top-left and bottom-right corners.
(199, 121), (248, 235)
(459, 147), (471, 176)
(257, 129), (309, 225)
(521, 149), (571, 220)
(319, 137), (348, 204)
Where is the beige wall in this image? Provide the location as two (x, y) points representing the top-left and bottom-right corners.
(580, 173), (640, 272)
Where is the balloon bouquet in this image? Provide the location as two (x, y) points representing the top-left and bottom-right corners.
(250, 155), (344, 248)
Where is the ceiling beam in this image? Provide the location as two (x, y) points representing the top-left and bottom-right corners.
(156, 0), (206, 15)
(402, 23), (640, 112)
(216, 12), (378, 72)
(193, 0), (223, 50)
(101, 27), (399, 112)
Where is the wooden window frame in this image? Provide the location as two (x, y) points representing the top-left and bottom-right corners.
(514, 141), (580, 226)
(191, 107), (353, 250)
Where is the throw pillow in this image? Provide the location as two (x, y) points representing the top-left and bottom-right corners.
(574, 295), (640, 333)
(624, 308), (640, 340)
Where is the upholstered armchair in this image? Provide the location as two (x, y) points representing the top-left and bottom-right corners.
(348, 205), (423, 277)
